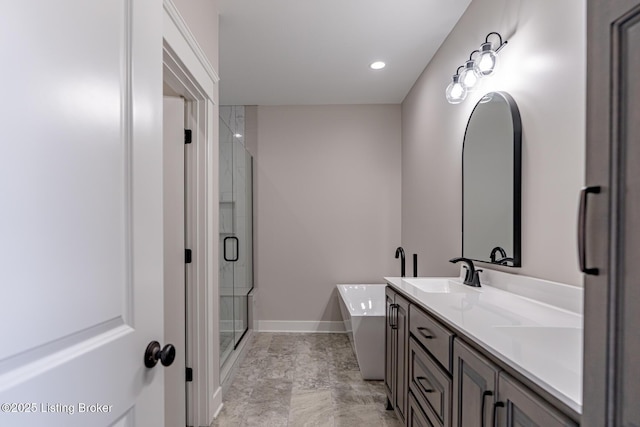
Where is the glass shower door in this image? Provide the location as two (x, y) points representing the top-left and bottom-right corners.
(230, 141), (253, 348)
(219, 111), (253, 368)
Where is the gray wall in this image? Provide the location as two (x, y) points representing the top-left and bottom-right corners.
(255, 105), (402, 323)
(401, 0), (586, 286)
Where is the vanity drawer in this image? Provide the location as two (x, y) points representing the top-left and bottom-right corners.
(410, 305), (454, 372)
(409, 337), (452, 427)
(408, 391), (437, 427)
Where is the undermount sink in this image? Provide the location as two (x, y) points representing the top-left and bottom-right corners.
(402, 277), (479, 293)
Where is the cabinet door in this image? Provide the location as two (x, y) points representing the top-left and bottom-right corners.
(452, 339), (498, 427)
(584, 1), (640, 426)
(495, 373), (577, 427)
(395, 293), (410, 423)
(385, 286), (395, 401)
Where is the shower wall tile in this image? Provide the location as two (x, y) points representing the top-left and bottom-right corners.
(220, 202), (234, 233)
(219, 106), (233, 133)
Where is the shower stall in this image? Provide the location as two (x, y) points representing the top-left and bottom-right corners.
(219, 106), (253, 370)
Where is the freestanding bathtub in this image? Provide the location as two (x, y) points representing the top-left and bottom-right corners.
(336, 284), (386, 380)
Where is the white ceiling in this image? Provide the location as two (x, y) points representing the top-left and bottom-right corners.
(218, 0), (472, 106)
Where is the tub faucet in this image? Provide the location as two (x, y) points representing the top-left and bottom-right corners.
(449, 257), (481, 287)
(395, 247), (406, 277)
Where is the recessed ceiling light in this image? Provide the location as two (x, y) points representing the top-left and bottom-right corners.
(234, 133), (243, 138)
(370, 61), (386, 70)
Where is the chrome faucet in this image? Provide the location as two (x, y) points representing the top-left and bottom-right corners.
(449, 257), (482, 287)
(395, 247), (406, 277)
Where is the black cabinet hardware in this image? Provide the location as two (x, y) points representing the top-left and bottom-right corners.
(493, 401), (504, 427)
(578, 186), (600, 275)
(416, 327), (434, 339)
(416, 376), (435, 393)
(481, 390), (493, 427)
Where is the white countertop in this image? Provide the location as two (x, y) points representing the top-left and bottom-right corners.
(385, 272), (583, 415)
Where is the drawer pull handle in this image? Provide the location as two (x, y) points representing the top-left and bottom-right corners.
(481, 390), (493, 427)
(416, 376), (435, 393)
(578, 186), (600, 275)
(493, 401), (504, 427)
(392, 304), (399, 330)
(388, 304), (398, 329)
(417, 327), (434, 339)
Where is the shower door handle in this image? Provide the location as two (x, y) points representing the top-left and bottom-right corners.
(224, 236), (239, 262)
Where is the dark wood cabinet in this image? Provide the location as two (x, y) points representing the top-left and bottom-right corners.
(386, 285), (579, 427)
(452, 339), (498, 427)
(495, 373), (577, 427)
(385, 288), (394, 401)
(584, 1), (640, 425)
(385, 286), (409, 423)
(453, 340), (576, 427)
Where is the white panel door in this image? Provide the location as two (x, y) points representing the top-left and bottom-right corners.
(163, 96), (186, 427)
(0, 1), (164, 426)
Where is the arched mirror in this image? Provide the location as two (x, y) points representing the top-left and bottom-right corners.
(462, 91), (521, 267)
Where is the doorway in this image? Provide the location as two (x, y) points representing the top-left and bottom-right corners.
(162, 94), (188, 427)
(162, 2), (223, 422)
(161, 33), (221, 426)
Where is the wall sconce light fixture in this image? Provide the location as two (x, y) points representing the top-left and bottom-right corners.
(445, 66), (467, 104)
(445, 32), (508, 104)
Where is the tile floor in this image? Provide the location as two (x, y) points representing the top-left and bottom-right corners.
(212, 333), (402, 427)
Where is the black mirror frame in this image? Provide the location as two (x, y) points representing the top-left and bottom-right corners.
(461, 91), (522, 267)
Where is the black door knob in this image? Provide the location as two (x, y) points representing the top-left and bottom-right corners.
(144, 341), (176, 368)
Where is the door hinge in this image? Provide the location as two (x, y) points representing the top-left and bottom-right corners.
(186, 367), (193, 382)
(184, 129), (192, 144)
(185, 249), (192, 264)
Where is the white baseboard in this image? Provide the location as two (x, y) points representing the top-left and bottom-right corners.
(257, 320), (346, 333)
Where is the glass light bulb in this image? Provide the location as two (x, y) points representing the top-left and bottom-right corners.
(474, 42), (497, 76)
(460, 60), (481, 90)
(445, 74), (467, 104)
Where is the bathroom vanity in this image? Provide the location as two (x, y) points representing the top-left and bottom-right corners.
(384, 270), (581, 427)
